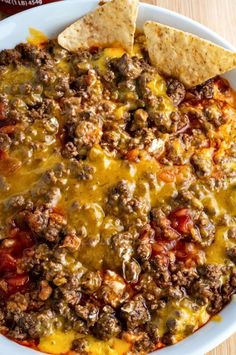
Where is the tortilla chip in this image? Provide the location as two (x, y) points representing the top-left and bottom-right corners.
(144, 21), (236, 88)
(58, 0), (139, 53)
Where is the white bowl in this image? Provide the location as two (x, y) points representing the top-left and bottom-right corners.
(0, 1), (236, 354)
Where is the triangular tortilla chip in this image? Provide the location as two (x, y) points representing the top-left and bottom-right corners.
(144, 21), (236, 88)
(58, 0), (139, 53)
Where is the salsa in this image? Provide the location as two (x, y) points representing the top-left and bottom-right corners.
(0, 32), (235, 354)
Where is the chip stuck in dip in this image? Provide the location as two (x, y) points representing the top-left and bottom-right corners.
(58, 0), (138, 53)
(0, 0), (236, 354)
(144, 21), (236, 87)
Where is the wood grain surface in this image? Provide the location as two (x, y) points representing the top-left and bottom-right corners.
(0, 0), (235, 354)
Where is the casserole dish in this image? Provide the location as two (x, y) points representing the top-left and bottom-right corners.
(0, 1), (236, 354)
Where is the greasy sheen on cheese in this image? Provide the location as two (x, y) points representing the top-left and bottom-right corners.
(0, 31), (235, 355)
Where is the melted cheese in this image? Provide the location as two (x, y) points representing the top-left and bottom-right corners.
(39, 330), (76, 354)
(0, 65), (35, 94)
(27, 27), (48, 46)
(153, 299), (209, 343)
(39, 330), (130, 355)
(93, 47), (125, 73)
(147, 75), (176, 113)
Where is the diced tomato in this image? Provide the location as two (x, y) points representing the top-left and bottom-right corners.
(0, 252), (16, 275)
(0, 102), (6, 120)
(152, 241), (166, 255)
(5, 273), (29, 295)
(0, 125), (17, 134)
(125, 149), (140, 162)
(1, 230), (34, 257)
(152, 239), (177, 256)
(175, 240), (202, 267)
(0, 228), (34, 297)
(11, 230), (34, 257)
(52, 205), (66, 216)
(0, 150), (8, 160)
(8, 227), (20, 239)
(169, 208), (193, 234)
(158, 170), (176, 183)
(49, 212), (66, 225)
(89, 46), (99, 54)
(175, 241), (188, 259)
(0, 157), (22, 177)
(215, 77), (230, 93)
(139, 224), (155, 242)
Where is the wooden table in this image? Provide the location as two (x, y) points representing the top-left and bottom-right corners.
(0, 0), (235, 354)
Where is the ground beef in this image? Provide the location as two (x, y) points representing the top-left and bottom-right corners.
(0, 133), (11, 151)
(227, 227), (236, 239)
(130, 109), (148, 131)
(60, 234), (81, 251)
(97, 270), (126, 308)
(106, 180), (147, 228)
(93, 306), (121, 340)
(149, 110), (189, 134)
(191, 211), (215, 247)
(151, 208), (179, 240)
(166, 78), (186, 106)
(110, 54), (142, 79)
(111, 232), (134, 262)
(134, 272), (162, 310)
(189, 79), (214, 100)
(132, 332), (155, 353)
(38, 280), (53, 301)
(136, 224), (155, 261)
(75, 303), (99, 327)
(226, 247), (236, 264)
(191, 153), (213, 177)
(137, 71), (155, 101)
(61, 142), (78, 159)
(4, 194), (25, 210)
(27, 208), (66, 243)
(15, 43), (52, 67)
(198, 264), (223, 284)
(72, 69), (97, 91)
(0, 49), (22, 66)
(164, 136), (190, 165)
(188, 264), (225, 314)
(58, 283), (81, 307)
(6, 309), (57, 340)
(120, 295), (150, 329)
(71, 338), (88, 354)
(80, 271), (102, 294)
(69, 160), (95, 180)
(203, 104), (226, 127)
(149, 256), (172, 289)
(130, 128), (163, 156)
(26, 207), (48, 231)
(46, 76), (72, 99)
(6, 293), (29, 313)
(74, 121), (102, 157)
(230, 271), (236, 288)
(122, 258), (141, 283)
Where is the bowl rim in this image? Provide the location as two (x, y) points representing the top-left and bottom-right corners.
(1, 0), (236, 52)
(0, 1), (236, 354)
